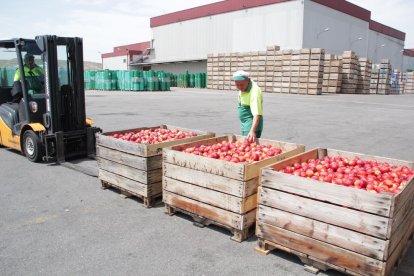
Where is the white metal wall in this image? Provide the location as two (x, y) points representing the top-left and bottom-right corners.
(103, 56), (128, 70)
(151, 0), (304, 62)
(367, 30), (404, 69)
(402, 56), (414, 72)
(302, 0), (368, 56)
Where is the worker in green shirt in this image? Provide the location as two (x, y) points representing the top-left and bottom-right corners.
(233, 70), (263, 143)
(14, 53), (45, 82)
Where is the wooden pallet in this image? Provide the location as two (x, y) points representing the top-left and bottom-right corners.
(101, 179), (162, 208)
(164, 202), (255, 242)
(256, 235), (413, 275)
(256, 148), (414, 276)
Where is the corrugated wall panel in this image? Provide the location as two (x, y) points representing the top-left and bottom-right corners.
(151, 0), (303, 62)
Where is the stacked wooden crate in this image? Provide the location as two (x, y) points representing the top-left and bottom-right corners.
(378, 59), (391, 95)
(273, 50), (283, 93)
(223, 53), (232, 90)
(208, 54), (220, 90)
(256, 148), (414, 275)
(403, 72), (414, 94)
(281, 50), (292, 94)
(356, 57), (372, 94)
(322, 54), (342, 94)
(230, 52), (240, 87)
(206, 47), (323, 95)
(341, 51), (359, 94)
(289, 50), (300, 94)
(96, 125), (214, 208)
(218, 53), (226, 90)
(257, 51), (267, 89)
(307, 48), (324, 95)
(370, 64), (380, 94)
(248, 52), (257, 86)
(207, 54), (213, 89)
(162, 135), (305, 242)
(265, 47), (276, 93)
(298, 49), (311, 94)
(243, 52), (252, 78)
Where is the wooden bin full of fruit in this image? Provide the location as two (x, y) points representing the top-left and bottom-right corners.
(162, 135), (305, 242)
(256, 148), (414, 276)
(96, 125), (214, 208)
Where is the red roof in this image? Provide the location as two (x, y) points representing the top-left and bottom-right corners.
(102, 41), (150, 58)
(150, 0), (405, 41)
(403, 49), (414, 57)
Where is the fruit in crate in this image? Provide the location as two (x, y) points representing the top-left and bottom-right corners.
(112, 128), (197, 144)
(279, 156), (414, 194)
(181, 140), (283, 163)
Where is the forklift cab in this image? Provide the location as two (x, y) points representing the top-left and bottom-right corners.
(0, 36), (100, 162)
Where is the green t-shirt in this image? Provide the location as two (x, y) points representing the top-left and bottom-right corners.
(238, 80), (263, 116)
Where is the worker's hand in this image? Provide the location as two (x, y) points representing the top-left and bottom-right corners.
(247, 131), (256, 143)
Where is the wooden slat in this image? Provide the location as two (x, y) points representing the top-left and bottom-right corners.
(389, 193), (414, 238)
(97, 146), (162, 171)
(326, 149), (414, 170)
(165, 135), (305, 181)
(388, 205), (414, 258)
(257, 203), (388, 260)
(256, 222), (384, 275)
(96, 134), (147, 156)
(384, 217), (414, 276)
(163, 149), (245, 180)
(99, 169), (148, 196)
(146, 132), (215, 157)
(260, 187), (390, 239)
(261, 168), (393, 216)
(244, 145), (305, 180)
(148, 181), (163, 196)
(98, 158), (161, 184)
(97, 125), (214, 157)
(168, 136), (228, 152)
(267, 148), (319, 171)
(391, 177), (414, 217)
(163, 176), (257, 214)
(163, 190), (256, 230)
(163, 163), (257, 197)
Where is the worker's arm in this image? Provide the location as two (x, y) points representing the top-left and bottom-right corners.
(247, 115), (261, 143)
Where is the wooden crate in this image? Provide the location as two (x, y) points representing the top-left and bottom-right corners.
(256, 148), (414, 275)
(96, 125), (214, 207)
(163, 135), (305, 242)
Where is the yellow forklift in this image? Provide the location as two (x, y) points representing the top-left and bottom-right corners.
(0, 35), (100, 162)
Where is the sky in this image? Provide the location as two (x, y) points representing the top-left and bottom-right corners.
(2, 0), (413, 62)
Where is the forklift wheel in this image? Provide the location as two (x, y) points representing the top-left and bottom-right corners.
(23, 130), (44, 162)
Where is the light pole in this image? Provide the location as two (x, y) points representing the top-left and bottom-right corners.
(316, 27), (330, 39)
(374, 44), (386, 62)
(349, 37), (363, 49)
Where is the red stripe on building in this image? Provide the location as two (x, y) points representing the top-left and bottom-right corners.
(150, 0), (291, 27)
(310, 0), (370, 21)
(369, 20), (405, 41)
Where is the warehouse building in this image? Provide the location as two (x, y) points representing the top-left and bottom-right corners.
(103, 0), (411, 72)
(102, 41), (150, 70)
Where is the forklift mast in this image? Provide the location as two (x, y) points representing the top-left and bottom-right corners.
(36, 35), (99, 162)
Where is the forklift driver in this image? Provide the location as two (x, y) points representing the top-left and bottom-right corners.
(14, 53), (45, 82)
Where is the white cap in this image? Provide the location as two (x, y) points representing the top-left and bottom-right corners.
(233, 70), (250, 81)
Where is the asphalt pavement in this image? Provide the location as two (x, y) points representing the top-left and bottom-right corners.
(1, 88), (414, 275)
